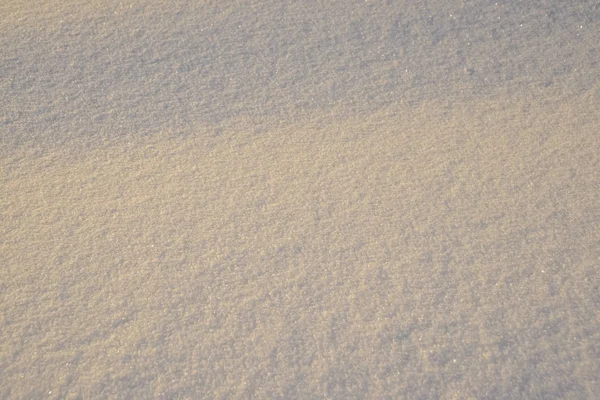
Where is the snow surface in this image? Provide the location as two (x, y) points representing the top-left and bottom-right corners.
(1, 0), (599, 398)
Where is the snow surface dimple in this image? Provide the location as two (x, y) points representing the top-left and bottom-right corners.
(1, 0), (600, 399)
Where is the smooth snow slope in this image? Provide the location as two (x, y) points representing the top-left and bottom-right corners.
(1, 0), (599, 398)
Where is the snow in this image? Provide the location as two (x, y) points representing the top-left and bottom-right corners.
(1, 0), (599, 398)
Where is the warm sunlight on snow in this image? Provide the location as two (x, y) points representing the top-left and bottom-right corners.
(1, 0), (599, 398)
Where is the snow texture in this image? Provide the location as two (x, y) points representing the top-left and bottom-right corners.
(1, 0), (599, 398)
